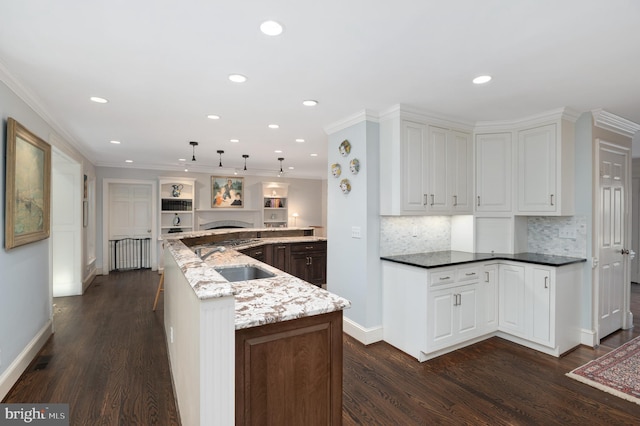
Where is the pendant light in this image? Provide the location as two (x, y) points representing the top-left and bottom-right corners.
(217, 150), (224, 167)
(190, 141), (198, 161)
(242, 154), (249, 171)
(278, 157), (284, 176)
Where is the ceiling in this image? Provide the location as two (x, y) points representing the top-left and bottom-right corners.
(1, 1), (639, 179)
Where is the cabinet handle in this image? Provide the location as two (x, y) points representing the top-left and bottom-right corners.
(430, 194), (435, 206)
(309, 256), (312, 265)
(254, 251), (262, 256)
(453, 195), (457, 206)
(477, 196), (480, 207)
(423, 194), (428, 206)
(277, 245), (286, 249)
(439, 276), (451, 280)
(544, 276), (548, 289)
(305, 246), (314, 250)
(458, 294), (462, 305)
(453, 294), (458, 306)
(550, 194), (554, 206)
(485, 272), (489, 282)
(620, 249), (630, 255)
(465, 272), (475, 276)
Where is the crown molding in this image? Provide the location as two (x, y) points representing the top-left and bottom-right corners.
(474, 107), (582, 132)
(323, 109), (380, 135)
(592, 108), (640, 138)
(0, 60), (95, 162)
(378, 104), (475, 132)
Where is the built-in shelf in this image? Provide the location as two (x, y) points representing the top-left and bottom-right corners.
(262, 182), (289, 228)
(159, 177), (196, 234)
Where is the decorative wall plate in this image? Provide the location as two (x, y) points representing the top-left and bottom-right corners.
(330, 163), (342, 177)
(350, 158), (360, 174)
(339, 139), (351, 157)
(339, 178), (351, 194)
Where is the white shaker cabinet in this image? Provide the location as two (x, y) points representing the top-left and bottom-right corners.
(401, 120), (430, 212)
(517, 122), (575, 215)
(475, 132), (512, 212)
(480, 263), (499, 332)
(498, 263), (526, 336)
(428, 126), (472, 214)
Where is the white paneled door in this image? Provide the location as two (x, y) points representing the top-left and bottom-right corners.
(597, 142), (628, 339)
(108, 183), (153, 271)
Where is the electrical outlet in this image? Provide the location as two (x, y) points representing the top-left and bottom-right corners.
(170, 327), (174, 344)
(351, 226), (361, 239)
(559, 227), (577, 239)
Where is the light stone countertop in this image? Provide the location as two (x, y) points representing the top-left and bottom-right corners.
(164, 232), (350, 329)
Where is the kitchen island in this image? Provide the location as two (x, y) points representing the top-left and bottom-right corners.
(161, 228), (350, 426)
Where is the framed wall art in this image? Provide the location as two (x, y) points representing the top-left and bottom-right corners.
(5, 118), (52, 250)
(211, 176), (244, 208)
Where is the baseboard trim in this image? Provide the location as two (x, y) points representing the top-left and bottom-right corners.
(0, 320), (53, 400)
(82, 268), (97, 293)
(580, 328), (598, 347)
(343, 317), (383, 345)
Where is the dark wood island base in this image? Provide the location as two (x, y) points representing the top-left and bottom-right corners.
(236, 310), (343, 425)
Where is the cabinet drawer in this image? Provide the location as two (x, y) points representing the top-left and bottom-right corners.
(457, 266), (480, 282)
(429, 269), (456, 287)
(290, 242), (326, 253)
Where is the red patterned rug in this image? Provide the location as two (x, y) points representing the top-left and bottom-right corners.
(567, 336), (640, 405)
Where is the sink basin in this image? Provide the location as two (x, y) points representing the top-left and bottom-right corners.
(214, 265), (275, 282)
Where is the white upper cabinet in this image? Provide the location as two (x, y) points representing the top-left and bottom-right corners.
(475, 133), (512, 213)
(402, 120), (429, 212)
(516, 119), (575, 215)
(428, 126), (472, 214)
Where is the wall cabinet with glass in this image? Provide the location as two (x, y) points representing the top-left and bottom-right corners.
(159, 177), (196, 234)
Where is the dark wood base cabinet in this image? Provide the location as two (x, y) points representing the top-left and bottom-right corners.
(235, 311), (343, 425)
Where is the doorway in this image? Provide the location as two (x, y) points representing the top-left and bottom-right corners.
(51, 148), (82, 296)
(102, 179), (157, 274)
(596, 139), (632, 340)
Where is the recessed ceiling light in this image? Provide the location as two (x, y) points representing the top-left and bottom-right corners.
(260, 20), (284, 36)
(268, 124), (279, 129)
(472, 75), (492, 84)
(110, 140), (121, 144)
(230, 139), (240, 143)
(295, 138), (305, 143)
(302, 100), (318, 107)
(207, 114), (220, 120)
(274, 150), (283, 153)
(178, 158), (186, 162)
(125, 160), (133, 163)
(310, 153), (318, 157)
(228, 74), (247, 83)
(90, 96), (108, 103)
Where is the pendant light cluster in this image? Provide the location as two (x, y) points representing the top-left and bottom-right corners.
(186, 142), (287, 175)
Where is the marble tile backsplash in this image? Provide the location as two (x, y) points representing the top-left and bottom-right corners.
(527, 216), (587, 258)
(380, 216), (451, 256)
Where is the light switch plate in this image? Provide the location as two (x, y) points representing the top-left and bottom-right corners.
(351, 226), (361, 239)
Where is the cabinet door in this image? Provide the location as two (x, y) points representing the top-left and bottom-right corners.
(450, 130), (472, 213)
(402, 120), (429, 212)
(475, 133), (512, 212)
(427, 125), (449, 212)
(499, 264), (526, 336)
(307, 252), (327, 285)
(530, 267), (552, 345)
(456, 285), (478, 338)
(518, 124), (557, 212)
(428, 288), (455, 349)
(481, 264), (499, 332)
(269, 244), (290, 271)
(289, 253), (309, 281)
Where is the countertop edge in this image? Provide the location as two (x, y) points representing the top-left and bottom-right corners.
(380, 252), (587, 269)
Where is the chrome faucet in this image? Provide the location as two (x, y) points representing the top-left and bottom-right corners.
(195, 246), (226, 261)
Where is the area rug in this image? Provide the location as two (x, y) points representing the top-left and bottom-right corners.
(567, 336), (640, 405)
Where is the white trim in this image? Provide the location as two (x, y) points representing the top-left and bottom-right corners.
(102, 179), (158, 274)
(475, 107), (581, 132)
(324, 109), (379, 135)
(0, 320), (53, 400)
(378, 104), (475, 131)
(342, 317), (383, 345)
(592, 109), (640, 138)
(580, 328), (598, 347)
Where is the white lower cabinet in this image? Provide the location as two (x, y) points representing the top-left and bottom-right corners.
(383, 258), (582, 361)
(498, 262), (581, 356)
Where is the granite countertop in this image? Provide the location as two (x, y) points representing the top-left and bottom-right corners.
(164, 233), (349, 330)
(380, 250), (586, 269)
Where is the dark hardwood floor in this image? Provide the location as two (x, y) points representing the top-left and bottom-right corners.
(3, 272), (640, 425)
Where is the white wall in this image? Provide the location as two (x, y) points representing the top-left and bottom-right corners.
(0, 78), (93, 398)
(326, 119), (381, 335)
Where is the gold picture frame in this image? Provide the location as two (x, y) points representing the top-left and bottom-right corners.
(5, 118), (51, 249)
(211, 176), (244, 208)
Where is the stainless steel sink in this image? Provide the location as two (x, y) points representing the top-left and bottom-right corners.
(214, 265), (275, 282)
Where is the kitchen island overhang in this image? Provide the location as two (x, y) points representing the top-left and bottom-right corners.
(161, 228), (350, 426)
